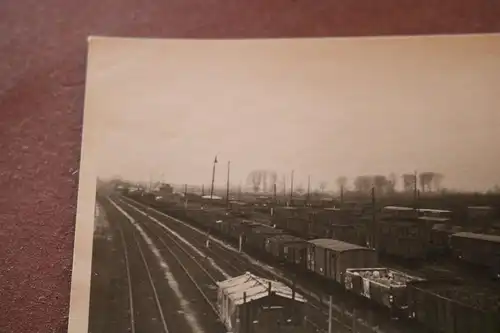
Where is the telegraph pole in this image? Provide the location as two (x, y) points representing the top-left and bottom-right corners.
(273, 183), (277, 203)
(201, 184), (205, 196)
(283, 176), (287, 204)
(210, 155), (218, 199)
(226, 161), (231, 208)
(340, 184), (344, 206)
(414, 170), (419, 209)
(289, 170), (294, 206)
(307, 175), (311, 205)
(371, 186), (376, 250)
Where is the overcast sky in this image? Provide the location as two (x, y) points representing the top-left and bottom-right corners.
(85, 34), (500, 192)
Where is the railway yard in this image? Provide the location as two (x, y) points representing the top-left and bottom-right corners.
(88, 185), (500, 333)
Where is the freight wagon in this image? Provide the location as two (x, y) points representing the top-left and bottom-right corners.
(264, 235), (308, 269)
(429, 223), (462, 255)
(377, 221), (429, 260)
(407, 279), (500, 333)
(306, 239), (378, 284)
(329, 223), (368, 247)
(229, 201), (253, 217)
(344, 268), (424, 315)
(271, 207), (311, 238)
(217, 272), (308, 333)
(377, 208), (447, 260)
(245, 225), (284, 253)
(308, 208), (350, 238)
(449, 232), (500, 276)
(128, 195), (500, 333)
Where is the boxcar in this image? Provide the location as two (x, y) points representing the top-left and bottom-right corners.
(450, 232), (500, 274)
(272, 207), (311, 238)
(329, 223), (368, 247)
(344, 268), (424, 313)
(246, 225), (284, 253)
(265, 234), (308, 269)
(376, 220), (431, 260)
(309, 208), (356, 238)
(407, 279), (500, 333)
(285, 216), (310, 239)
(429, 224), (462, 255)
(271, 207), (298, 229)
(306, 239), (378, 284)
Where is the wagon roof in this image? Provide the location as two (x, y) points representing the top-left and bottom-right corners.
(230, 201), (248, 205)
(468, 206), (493, 210)
(383, 206), (415, 211)
(418, 216), (450, 223)
(217, 272), (306, 305)
(452, 232), (500, 243)
(252, 226), (283, 234)
(308, 238), (370, 252)
(268, 234), (306, 244)
(417, 208), (452, 213)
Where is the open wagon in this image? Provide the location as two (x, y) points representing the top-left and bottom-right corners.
(407, 279), (500, 333)
(344, 268), (424, 315)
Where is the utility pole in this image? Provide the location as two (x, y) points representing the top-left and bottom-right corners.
(307, 175), (311, 205)
(371, 186), (376, 250)
(328, 295), (333, 333)
(414, 170), (419, 210)
(183, 184), (188, 209)
(340, 184), (344, 206)
(210, 155), (218, 200)
(289, 170), (294, 206)
(226, 161), (231, 208)
(283, 175), (287, 195)
(201, 184), (205, 196)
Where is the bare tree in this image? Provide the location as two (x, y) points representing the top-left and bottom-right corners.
(432, 173), (444, 191)
(386, 173), (397, 193)
(336, 176), (348, 191)
(270, 171), (278, 186)
(295, 184), (306, 195)
(419, 172), (435, 192)
(319, 181), (328, 193)
(281, 174), (287, 194)
(373, 175), (388, 195)
(354, 175), (372, 193)
(402, 174), (416, 192)
(257, 169), (266, 193)
(247, 170), (263, 193)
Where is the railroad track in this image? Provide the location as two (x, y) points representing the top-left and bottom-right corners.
(107, 198), (228, 333)
(107, 199), (172, 333)
(118, 197), (336, 333)
(121, 196), (428, 333)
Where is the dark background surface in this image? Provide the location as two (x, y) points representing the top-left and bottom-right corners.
(1, 1), (499, 332)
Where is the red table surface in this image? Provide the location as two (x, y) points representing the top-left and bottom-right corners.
(1, 1), (499, 332)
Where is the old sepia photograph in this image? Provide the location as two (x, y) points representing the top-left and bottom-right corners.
(68, 35), (500, 333)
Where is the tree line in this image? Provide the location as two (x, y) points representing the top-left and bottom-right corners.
(246, 170), (446, 195)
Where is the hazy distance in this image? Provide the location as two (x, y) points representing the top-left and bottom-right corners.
(85, 34), (500, 192)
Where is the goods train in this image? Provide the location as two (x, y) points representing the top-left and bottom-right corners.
(271, 205), (500, 266)
(125, 191), (500, 333)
